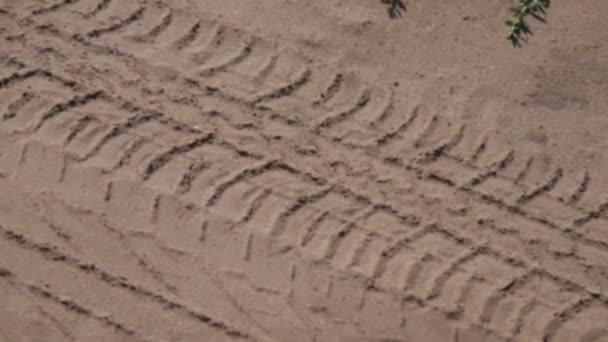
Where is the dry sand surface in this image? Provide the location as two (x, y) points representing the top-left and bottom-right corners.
(0, 0), (607, 341)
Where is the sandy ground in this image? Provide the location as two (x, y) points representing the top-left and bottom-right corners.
(0, 0), (607, 341)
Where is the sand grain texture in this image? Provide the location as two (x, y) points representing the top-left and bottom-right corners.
(1, 0), (607, 341)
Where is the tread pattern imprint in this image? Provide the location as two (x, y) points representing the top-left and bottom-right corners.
(1, 1), (608, 341)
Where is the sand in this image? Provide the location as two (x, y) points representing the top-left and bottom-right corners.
(0, 0), (607, 341)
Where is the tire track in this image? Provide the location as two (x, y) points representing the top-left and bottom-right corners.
(29, 0), (584, 211)
(4, 9), (608, 340)
(517, 168), (563, 205)
(174, 20), (202, 50)
(198, 39), (256, 77)
(5, 112), (608, 340)
(313, 72), (344, 106)
(27, 90), (102, 129)
(31, 0), (80, 16)
(1, 271), (150, 342)
(252, 68), (312, 106)
(0, 225), (256, 341)
(135, 10), (173, 41)
(563, 171), (590, 205)
(2, 91), (35, 120)
(176, 159), (210, 195)
(141, 133), (214, 181)
(7, 50), (608, 278)
(85, 7), (145, 38)
(0, 69), (78, 90)
(541, 297), (596, 342)
(375, 104), (420, 146)
(85, 0), (112, 18)
(5, 4), (605, 237)
(313, 88), (371, 132)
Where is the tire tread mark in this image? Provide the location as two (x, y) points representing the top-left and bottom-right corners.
(174, 20), (201, 50)
(135, 10), (172, 41)
(3, 273), (148, 341)
(29, 292), (78, 341)
(157, 115), (203, 134)
(34, 91), (106, 132)
(313, 89), (371, 132)
(448, 274), (477, 319)
(517, 168), (563, 205)
(13, 40), (608, 264)
(511, 298), (539, 338)
(252, 68), (311, 105)
(369, 87), (395, 125)
(271, 186), (333, 239)
(101, 221), (177, 293)
(300, 211), (331, 247)
(369, 204), (421, 228)
(478, 272), (533, 325)
(253, 51), (278, 82)
(189, 25), (223, 63)
(375, 104), (420, 146)
(573, 200), (608, 226)
(0, 225), (253, 339)
(564, 171), (590, 205)
(0, 69), (78, 90)
(8, 111), (608, 340)
(313, 73), (343, 106)
(404, 253), (434, 291)
(541, 296), (595, 342)
(176, 159), (209, 195)
(10, 17), (608, 338)
(412, 113), (440, 149)
(199, 39), (255, 77)
(460, 180), (608, 252)
(47, 223), (79, 252)
(113, 137), (148, 171)
(141, 133), (214, 181)
(417, 124), (465, 163)
(236, 188), (273, 226)
(429, 147), (608, 252)
(2, 91), (35, 120)
(331, 186), (422, 229)
(81, 111), (162, 162)
(85, 0), (111, 18)
(324, 225), (354, 260)
(369, 237), (409, 282)
(351, 233), (390, 278)
(346, 232), (373, 268)
(33, 0), (604, 246)
(514, 156), (534, 185)
(86, 7), (145, 38)
(31, 0), (80, 16)
(426, 247), (480, 301)
(205, 159), (283, 207)
(64, 115), (96, 144)
(463, 150), (515, 188)
(469, 136), (488, 164)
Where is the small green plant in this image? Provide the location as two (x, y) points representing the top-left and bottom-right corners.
(382, 0), (550, 46)
(381, 0), (406, 18)
(506, 0), (550, 45)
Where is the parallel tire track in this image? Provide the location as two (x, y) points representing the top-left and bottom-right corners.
(3, 3), (608, 341)
(3, 82), (607, 341)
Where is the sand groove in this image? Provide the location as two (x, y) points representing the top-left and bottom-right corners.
(1, 1), (608, 341)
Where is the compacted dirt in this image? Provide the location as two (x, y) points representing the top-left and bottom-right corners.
(1, 0), (607, 341)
